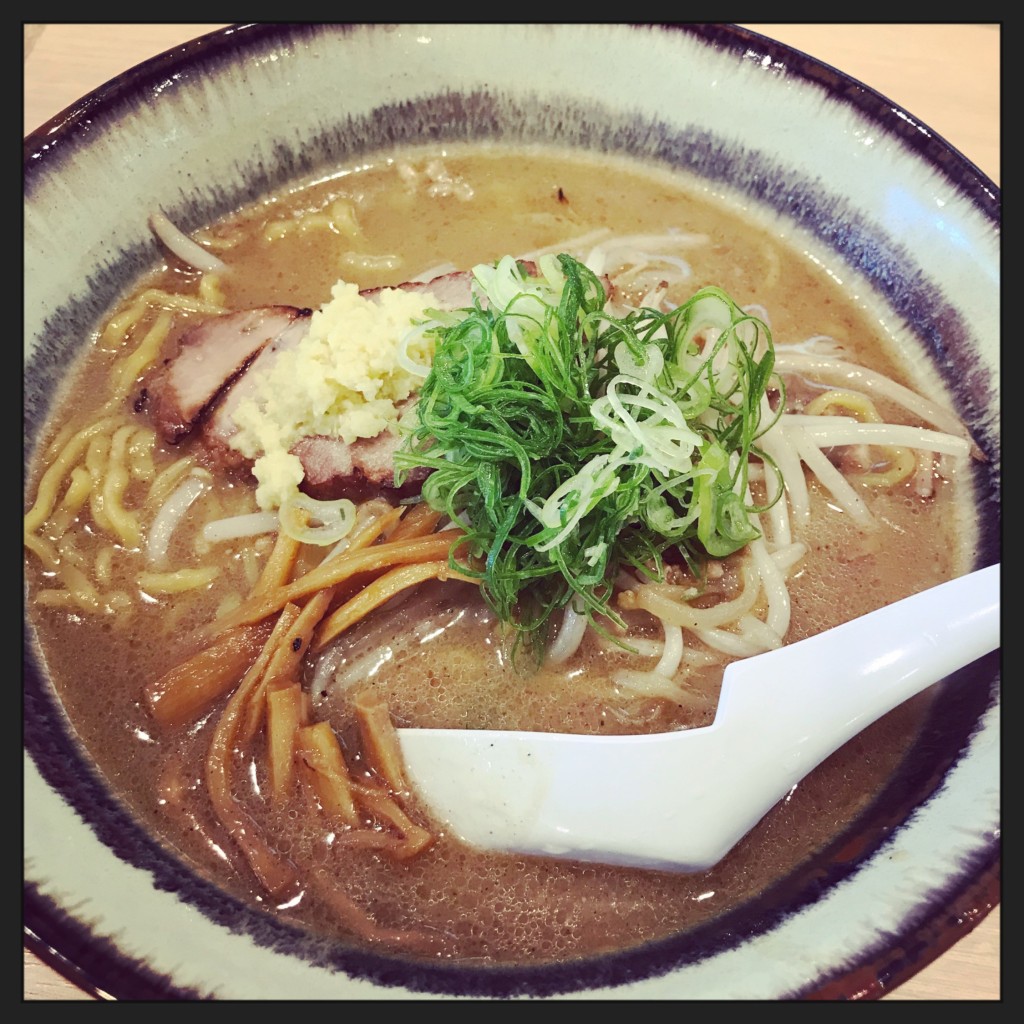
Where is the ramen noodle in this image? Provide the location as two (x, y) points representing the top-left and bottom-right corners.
(23, 144), (980, 964)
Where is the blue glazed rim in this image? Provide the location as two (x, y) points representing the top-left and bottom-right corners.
(24, 23), (1000, 1000)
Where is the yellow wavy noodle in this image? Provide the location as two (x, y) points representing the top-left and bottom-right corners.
(110, 310), (172, 400)
(23, 531), (59, 572)
(199, 272), (225, 308)
(55, 536), (107, 606)
(98, 299), (148, 353)
(354, 501), (405, 545)
(35, 552), (129, 615)
(34, 563), (101, 611)
(94, 544), (115, 586)
(145, 456), (196, 508)
(327, 198), (364, 240)
(26, 279), (229, 619)
(264, 215), (331, 241)
(24, 416), (121, 534)
(194, 223), (246, 251)
(47, 466), (93, 539)
(856, 446), (918, 487)
(301, 214), (336, 236)
(102, 424), (142, 548)
(127, 426), (157, 482)
(138, 566), (219, 594)
(136, 288), (227, 315)
(760, 240), (781, 290)
(33, 590), (85, 611)
(619, 560), (760, 631)
(85, 431), (115, 535)
(805, 388), (878, 420)
(43, 422), (76, 463)
(264, 219), (299, 241)
(38, 589), (130, 610)
(57, 533), (89, 570)
(340, 251), (402, 275)
(804, 388), (917, 488)
(264, 197), (365, 243)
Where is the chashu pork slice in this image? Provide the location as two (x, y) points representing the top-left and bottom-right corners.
(147, 305), (312, 444)
(144, 271), (477, 499)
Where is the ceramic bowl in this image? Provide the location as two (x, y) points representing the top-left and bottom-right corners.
(24, 23), (999, 1000)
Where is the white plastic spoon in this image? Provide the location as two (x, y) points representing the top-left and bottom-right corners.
(396, 563), (999, 873)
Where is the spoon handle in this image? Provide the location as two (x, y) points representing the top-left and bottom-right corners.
(716, 563), (1001, 774)
(397, 564), (1000, 871)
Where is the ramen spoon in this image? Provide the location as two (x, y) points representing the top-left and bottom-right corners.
(396, 562), (999, 872)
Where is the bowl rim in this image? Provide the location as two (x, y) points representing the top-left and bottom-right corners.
(23, 21), (1000, 1001)
(23, 22), (1001, 220)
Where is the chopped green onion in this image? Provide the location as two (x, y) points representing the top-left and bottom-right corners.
(395, 254), (783, 659)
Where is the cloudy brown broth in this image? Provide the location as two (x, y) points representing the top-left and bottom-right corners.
(24, 143), (972, 964)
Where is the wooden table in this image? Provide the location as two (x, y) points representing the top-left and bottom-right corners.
(23, 23), (1000, 1001)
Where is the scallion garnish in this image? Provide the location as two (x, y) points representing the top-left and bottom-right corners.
(395, 253), (783, 660)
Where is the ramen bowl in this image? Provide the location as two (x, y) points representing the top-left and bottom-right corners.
(24, 24), (999, 1000)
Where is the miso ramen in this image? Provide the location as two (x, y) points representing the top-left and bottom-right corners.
(23, 144), (979, 964)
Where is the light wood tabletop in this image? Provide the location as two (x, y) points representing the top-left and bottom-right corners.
(24, 23), (1000, 1002)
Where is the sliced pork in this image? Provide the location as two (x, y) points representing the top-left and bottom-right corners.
(202, 313), (315, 453)
(365, 269), (475, 309)
(147, 306), (311, 443)
(294, 430), (432, 502)
(142, 272), (478, 500)
(140, 265), (577, 501)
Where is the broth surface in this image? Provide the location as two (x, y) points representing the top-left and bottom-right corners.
(25, 143), (973, 964)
